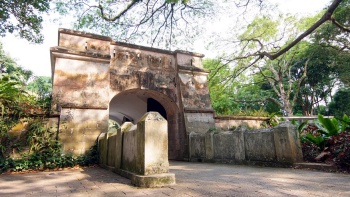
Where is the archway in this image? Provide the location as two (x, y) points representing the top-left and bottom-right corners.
(109, 89), (182, 160)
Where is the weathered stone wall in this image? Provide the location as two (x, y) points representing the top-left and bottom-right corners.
(215, 116), (269, 130)
(51, 57), (110, 110)
(185, 112), (215, 134)
(109, 43), (178, 102)
(59, 108), (108, 154)
(177, 53), (215, 135)
(189, 122), (303, 166)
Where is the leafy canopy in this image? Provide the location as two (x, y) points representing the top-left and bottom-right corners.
(0, 0), (50, 43)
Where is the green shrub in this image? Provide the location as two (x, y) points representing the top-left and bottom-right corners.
(328, 130), (350, 171)
(299, 114), (348, 150)
(0, 118), (98, 174)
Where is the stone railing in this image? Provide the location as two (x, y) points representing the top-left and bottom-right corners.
(189, 122), (303, 167)
(98, 112), (175, 187)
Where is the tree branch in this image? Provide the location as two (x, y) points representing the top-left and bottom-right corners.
(98, 0), (142, 21)
(259, 0), (343, 60)
(331, 17), (350, 33)
(292, 59), (309, 106)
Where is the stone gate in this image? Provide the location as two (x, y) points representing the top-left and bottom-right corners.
(50, 28), (215, 160)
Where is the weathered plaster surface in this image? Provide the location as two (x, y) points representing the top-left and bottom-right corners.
(59, 30), (111, 55)
(52, 58), (109, 109)
(59, 108), (108, 154)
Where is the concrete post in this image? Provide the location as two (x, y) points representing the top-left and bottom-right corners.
(273, 122), (303, 164)
(98, 133), (107, 167)
(205, 132), (214, 161)
(114, 122), (134, 170)
(136, 112), (169, 175)
(233, 129), (246, 162)
(107, 128), (118, 167)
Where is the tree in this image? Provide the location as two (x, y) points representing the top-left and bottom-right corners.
(210, 0), (349, 81)
(26, 76), (52, 111)
(55, 0), (213, 49)
(203, 59), (238, 115)
(292, 43), (346, 116)
(0, 42), (46, 157)
(254, 55), (308, 116)
(204, 58), (279, 116)
(313, 0), (350, 52)
(328, 88), (350, 118)
(0, 0), (50, 43)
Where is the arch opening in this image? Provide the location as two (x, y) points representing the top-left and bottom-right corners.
(109, 89), (182, 160)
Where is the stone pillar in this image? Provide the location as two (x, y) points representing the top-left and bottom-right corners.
(188, 132), (206, 162)
(127, 112), (175, 187)
(114, 122), (134, 170)
(136, 112), (170, 175)
(273, 122), (303, 164)
(205, 132), (214, 161)
(98, 133), (107, 167)
(107, 128), (118, 167)
(233, 128), (246, 162)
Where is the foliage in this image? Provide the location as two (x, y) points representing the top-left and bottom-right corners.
(316, 114), (342, 136)
(301, 142), (320, 162)
(299, 114), (350, 171)
(329, 88), (350, 118)
(233, 108), (270, 117)
(313, 0), (350, 54)
(0, 0), (50, 43)
(206, 2), (349, 117)
(299, 114), (346, 150)
(0, 43), (43, 157)
(203, 58), (280, 116)
(327, 130), (350, 171)
(292, 43), (341, 115)
(26, 76), (52, 112)
(0, 118), (99, 173)
(0, 144), (99, 173)
(54, 0), (214, 49)
(207, 127), (221, 134)
(261, 114), (281, 128)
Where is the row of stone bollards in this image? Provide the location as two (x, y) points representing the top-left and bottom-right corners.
(98, 112), (175, 187)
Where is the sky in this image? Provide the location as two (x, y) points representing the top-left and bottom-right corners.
(0, 0), (329, 77)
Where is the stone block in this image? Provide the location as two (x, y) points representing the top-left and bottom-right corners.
(189, 132), (206, 161)
(53, 58), (110, 108)
(244, 129), (276, 162)
(213, 132), (235, 160)
(205, 132), (214, 160)
(184, 113), (215, 134)
(59, 108), (108, 155)
(98, 133), (107, 166)
(131, 173), (176, 188)
(121, 124), (138, 173)
(107, 128), (118, 167)
(137, 112), (169, 175)
(232, 129), (245, 161)
(115, 122), (134, 169)
(273, 122), (303, 164)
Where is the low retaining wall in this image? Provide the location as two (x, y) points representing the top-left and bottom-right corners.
(189, 122), (303, 167)
(215, 116), (269, 129)
(98, 112), (175, 187)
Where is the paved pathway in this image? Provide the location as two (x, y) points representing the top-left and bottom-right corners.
(0, 161), (349, 197)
